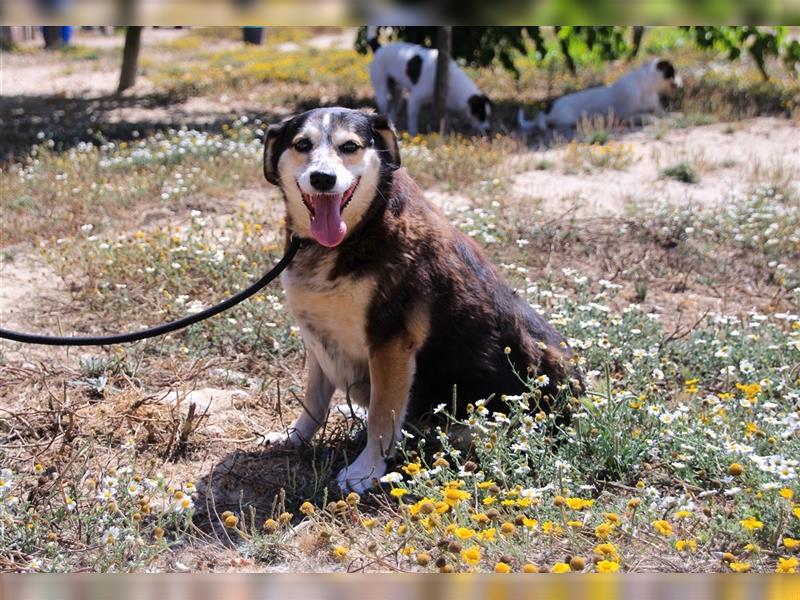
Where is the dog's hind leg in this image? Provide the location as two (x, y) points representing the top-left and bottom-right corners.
(265, 350), (334, 447)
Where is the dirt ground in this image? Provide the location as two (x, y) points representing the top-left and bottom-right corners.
(514, 117), (800, 215)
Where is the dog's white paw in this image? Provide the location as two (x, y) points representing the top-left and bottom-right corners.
(337, 452), (387, 494)
(263, 429), (305, 448)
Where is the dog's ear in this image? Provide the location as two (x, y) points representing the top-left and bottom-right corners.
(263, 121), (287, 186)
(655, 59), (676, 80)
(370, 113), (401, 169)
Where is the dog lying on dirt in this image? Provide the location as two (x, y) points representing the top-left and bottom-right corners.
(518, 58), (682, 131)
(263, 107), (581, 493)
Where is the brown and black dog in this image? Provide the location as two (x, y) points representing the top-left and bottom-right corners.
(263, 107), (581, 493)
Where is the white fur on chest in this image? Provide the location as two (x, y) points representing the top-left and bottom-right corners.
(281, 260), (374, 400)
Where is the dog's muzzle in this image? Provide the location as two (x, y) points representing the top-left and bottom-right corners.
(299, 178), (359, 248)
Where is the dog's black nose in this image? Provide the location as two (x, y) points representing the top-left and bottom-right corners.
(310, 171), (337, 192)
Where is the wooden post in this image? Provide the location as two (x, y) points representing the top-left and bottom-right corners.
(433, 26), (452, 135)
(117, 26), (142, 93)
(629, 26), (645, 59)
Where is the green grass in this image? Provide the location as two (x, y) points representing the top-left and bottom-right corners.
(661, 162), (699, 184)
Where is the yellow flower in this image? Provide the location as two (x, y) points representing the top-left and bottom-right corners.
(739, 516), (764, 531)
(362, 518), (377, 529)
(454, 527), (476, 540)
(443, 487), (470, 506)
(522, 517), (538, 530)
(551, 562), (571, 573)
(594, 522), (615, 539)
(477, 481), (496, 489)
(565, 497), (594, 510)
(478, 528), (496, 542)
(299, 501), (315, 516)
(223, 514), (239, 529)
(569, 556), (586, 571)
(263, 518), (278, 533)
(602, 512), (622, 525)
(597, 560), (620, 573)
(522, 563), (539, 573)
(594, 543), (620, 560)
(500, 522), (516, 535)
(675, 539), (697, 553)
(777, 556), (798, 573)
(410, 498), (436, 516)
(402, 463), (421, 476)
(652, 520), (673, 536)
(794, 507), (800, 519)
(736, 382), (761, 401)
(783, 537), (799, 550)
(482, 496), (497, 506)
(542, 521), (563, 536)
(674, 510), (692, 519)
(728, 463), (744, 476)
(471, 512), (489, 524)
(390, 488), (408, 498)
(461, 545), (481, 566)
(729, 561), (751, 573)
(494, 562), (512, 573)
(567, 520), (584, 528)
(332, 545), (349, 560)
(779, 488), (794, 500)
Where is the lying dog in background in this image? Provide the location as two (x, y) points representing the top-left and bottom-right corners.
(263, 107), (581, 493)
(518, 58), (681, 131)
(368, 39), (492, 136)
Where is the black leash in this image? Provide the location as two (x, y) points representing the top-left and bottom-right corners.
(0, 235), (302, 347)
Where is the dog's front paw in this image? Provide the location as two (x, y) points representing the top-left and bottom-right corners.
(263, 428), (306, 448)
(337, 452), (387, 494)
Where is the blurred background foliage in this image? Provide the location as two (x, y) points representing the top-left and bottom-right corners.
(356, 26), (800, 80)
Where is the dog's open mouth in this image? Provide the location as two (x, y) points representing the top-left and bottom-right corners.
(300, 178), (359, 248)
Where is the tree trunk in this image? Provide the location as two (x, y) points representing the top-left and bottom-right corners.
(242, 27), (264, 45)
(42, 26), (62, 50)
(433, 26), (452, 135)
(117, 26), (142, 94)
(554, 26), (576, 75)
(629, 26), (645, 59)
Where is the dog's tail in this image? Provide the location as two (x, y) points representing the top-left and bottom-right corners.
(518, 107), (547, 132)
(366, 26), (381, 52)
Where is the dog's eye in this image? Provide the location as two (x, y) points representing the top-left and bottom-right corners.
(339, 141), (360, 154)
(293, 139), (312, 153)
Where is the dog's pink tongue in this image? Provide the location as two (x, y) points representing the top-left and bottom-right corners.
(310, 195), (347, 247)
